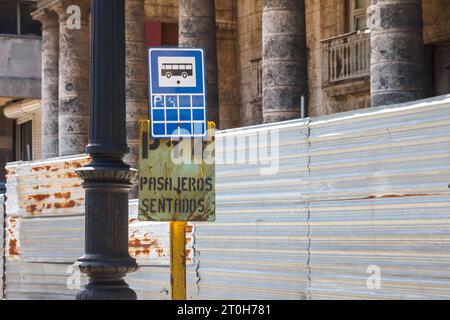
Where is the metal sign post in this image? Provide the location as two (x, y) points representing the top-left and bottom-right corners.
(139, 48), (215, 300)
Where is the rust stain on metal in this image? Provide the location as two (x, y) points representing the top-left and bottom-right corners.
(54, 192), (72, 200)
(8, 239), (19, 256)
(26, 204), (41, 215)
(7, 218), (17, 237)
(28, 194), (50, 202)
(31, 184), (52, 190)
(362, 193), (436, 200)
(54, 200), (77, 209)
(7, 218), (20, 258)
(24, 198), (81, 215)
(64, 161), (84, 169)
(31, 166), (46, 172)
(63, 172), (79, 179)
(129, 232), (167, 258)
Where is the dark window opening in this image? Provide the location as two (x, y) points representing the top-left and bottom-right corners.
(434, 43), (450, 96)
(0, 1), (18, 34)
(162, 23), (178, 46)
(146, 21), (178, 47)
(0, 0), (41, 36)
(20, 1), (41, 36)
(19, 120), (32, 161)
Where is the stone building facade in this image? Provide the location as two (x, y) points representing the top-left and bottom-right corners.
(1, 0), (450, 190)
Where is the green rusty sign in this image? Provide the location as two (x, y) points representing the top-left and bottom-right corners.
(138, 121), (215, 222)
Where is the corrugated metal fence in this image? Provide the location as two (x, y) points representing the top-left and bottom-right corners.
(1, 192), (5, 299)
(3, 95), (450, 299)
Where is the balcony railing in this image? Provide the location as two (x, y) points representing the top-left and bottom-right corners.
(322, 30), (370, 85)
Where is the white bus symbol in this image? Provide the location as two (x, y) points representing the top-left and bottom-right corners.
(161, 63), (193, 79)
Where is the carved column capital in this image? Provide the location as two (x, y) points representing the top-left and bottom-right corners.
(52, 0), (90, 21)
(31, 7), (59, 28)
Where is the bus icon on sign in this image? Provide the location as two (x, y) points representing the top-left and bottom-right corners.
(157, 56), (196, 87)
(161, 63), (193, 79)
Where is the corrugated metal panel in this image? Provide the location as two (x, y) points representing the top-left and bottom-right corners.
(5, 261), (86, 300)
(187, 120), (310, 300)
(4, 95), (450, 300)
(1, 193), (5, 299)
(186, 95), (450, 300)
(3, 160), (188, 299)
(5, 155), (89, 218)
(306, 96), (450, 299)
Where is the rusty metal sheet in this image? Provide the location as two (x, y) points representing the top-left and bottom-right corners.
(128, 199), (194, 265)
(4, 94), (450, 300)
(138, 121), (215, 222)
(5, 155), (90, 218)
(1, 193), (5, 298)
(3, 156), (192, 300)
(5, 216), (20, 261)
(3, 201), (194, 265)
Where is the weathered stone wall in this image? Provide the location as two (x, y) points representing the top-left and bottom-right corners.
(423, 0), (450, 45)
(306, 0), (371, 117)
(54, 0), (90, 157)
(144, 0), (239, 129)
(215, 0), (240, 129)
(125, 0), (148, 198)
(145, 0), (179, 22)
(236, 0), (370, 121)
(307, 0), (449, 115)
(0, 35), (42, 99)
(237, 0), (263, 126)
(18, 0), (450, 165)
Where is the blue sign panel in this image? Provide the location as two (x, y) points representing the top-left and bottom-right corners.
(148, 48), (207, 138)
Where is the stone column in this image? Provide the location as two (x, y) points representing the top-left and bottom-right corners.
(179, 0), (219, 125)
(368, 0), (425, 107)
(32, 9), (60, 159)
(125, 0), (148, 198)
(262, 0), (307, 123)
(55, 0), (91, 156)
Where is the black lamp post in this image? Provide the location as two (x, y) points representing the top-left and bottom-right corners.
(75, 0), (138, 300)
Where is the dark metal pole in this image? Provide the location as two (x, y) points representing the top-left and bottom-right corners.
(76, 0), (138, 300)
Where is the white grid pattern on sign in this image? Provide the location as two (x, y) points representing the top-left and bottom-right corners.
(151, 93), (207, 138)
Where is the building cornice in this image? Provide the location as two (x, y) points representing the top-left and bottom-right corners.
(3, 99), (41, 120)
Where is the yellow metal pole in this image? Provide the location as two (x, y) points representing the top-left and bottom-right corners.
(170, 221), (187, 300)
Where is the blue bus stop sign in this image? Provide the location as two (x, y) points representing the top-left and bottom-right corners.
(148, 48), (207, 138)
